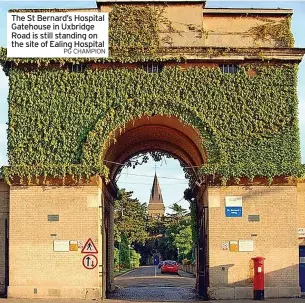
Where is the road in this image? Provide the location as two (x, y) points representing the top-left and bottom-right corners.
(108, 265), (197, 302)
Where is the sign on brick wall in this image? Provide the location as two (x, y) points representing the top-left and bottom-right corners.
(298, 228), (305, 238)
(225, 196), (242, 217)
(238, 240), (254, 252)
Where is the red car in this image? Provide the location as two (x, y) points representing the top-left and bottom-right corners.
(161, 260), (179, 274)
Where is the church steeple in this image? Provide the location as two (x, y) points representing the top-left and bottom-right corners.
(148, 173), (165, 218)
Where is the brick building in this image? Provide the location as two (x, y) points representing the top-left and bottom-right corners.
(0, 0), (305, 300)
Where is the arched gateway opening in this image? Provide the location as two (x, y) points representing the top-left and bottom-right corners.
(100, 115), (209, 299)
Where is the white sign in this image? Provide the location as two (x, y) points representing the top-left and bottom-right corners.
(225, 196), (243, 207)
(221, 242), (229, 250)
(53, 240), (69, 252)
(298, 228), (305, 238)
(238, 240), (254, 252)
(7, 12), (108, 58)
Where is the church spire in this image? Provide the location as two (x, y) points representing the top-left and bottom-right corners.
(149, 173), (163, 204)
(148, 173), (165, 217)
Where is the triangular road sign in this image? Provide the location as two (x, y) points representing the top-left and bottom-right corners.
(81, 238), (98, 254)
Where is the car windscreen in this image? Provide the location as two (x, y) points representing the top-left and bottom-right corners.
(164, 261), (177, 266)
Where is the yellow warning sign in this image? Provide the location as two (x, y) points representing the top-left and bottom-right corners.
(229, 241), (239, 252)
(69, 240), (78, 251)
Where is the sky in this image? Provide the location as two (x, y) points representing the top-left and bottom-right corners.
(116, 156), (190, 214)
(0, 1), (304, 210)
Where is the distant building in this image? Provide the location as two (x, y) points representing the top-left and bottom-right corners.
(147, 173), (165, 218)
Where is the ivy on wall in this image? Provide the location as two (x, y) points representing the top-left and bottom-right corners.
(247, 17), (294, 48)
(0, 4), (295, 66)
(0, 5), (176, 66)
(0, 4), (303, 184)
(0, 64), (303, 184)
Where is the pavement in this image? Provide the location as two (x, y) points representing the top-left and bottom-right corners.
(0, 296), (305, 303)
(0, 266), (304, 302)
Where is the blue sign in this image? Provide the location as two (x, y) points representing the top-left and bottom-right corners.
(226, 207), (242, 217)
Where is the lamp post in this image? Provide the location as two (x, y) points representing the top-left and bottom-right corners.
(177, 247), (180, 263)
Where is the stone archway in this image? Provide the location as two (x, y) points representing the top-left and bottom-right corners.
(100, 115), (209, 298)
(81, 100), (224, 170)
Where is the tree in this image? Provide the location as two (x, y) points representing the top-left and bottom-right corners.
(120, 233), (131, 269)
(167, 203), (189, 219)
(114, 247), (120, 271)
(173, 225), (193, 260)
(165, 215), (190, 245)
(130, 249), (141, 268)
(114, 189), (148, 245)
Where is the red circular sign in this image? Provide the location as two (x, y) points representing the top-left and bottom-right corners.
(82, 254), (98, 270)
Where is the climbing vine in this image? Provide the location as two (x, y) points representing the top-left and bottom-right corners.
(247, 16), (294, 48)
(108, 5), (163, 62)
(0, 5), (303, 184)
(0, 63), (302, 184)
(0, 5), (295, 67)
(0, 4), (178, 66)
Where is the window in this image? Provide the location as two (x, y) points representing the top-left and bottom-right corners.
(68, 64), (86, 73)
(143, 63), (163, 73)
(219, 64), (238, 74)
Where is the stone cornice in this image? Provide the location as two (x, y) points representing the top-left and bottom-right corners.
(1, 47), (304, 66)
(203, 8), (293, 16)
(160, 47), (305, 63)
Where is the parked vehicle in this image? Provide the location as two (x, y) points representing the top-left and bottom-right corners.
(161, 260), (179, 274)
(158, 261), (164, 269)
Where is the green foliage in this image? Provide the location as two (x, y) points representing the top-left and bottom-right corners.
(119, 233), (131, 269)
(174, 226), (193, 258)
(0, 166), (4, 179)
(165, 215), (192, 252)
(0, 5), (176, 66)
(114, 189), (148, 245)
(167, 203), (189, 218)
(184, 187), (198, 245)
(114, 247), (120, 271)
(2, 164), (108, 185)
(0, 5), (295, 66)
(130, 249), (141, 268)
(1, 63), (302, 183)
(116, 234), (141, 269)
(109, 5), (161, 62)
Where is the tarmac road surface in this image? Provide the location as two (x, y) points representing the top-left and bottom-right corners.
(108, 265), (198, 302)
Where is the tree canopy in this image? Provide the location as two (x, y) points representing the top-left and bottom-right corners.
(114, 189), (148, 245)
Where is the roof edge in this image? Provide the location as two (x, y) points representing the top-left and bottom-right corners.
(203, 8), (293, 15)
(97, 0), (205, 3)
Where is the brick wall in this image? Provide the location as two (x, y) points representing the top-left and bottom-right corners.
(297, 183), (305, 246)
(8, 183), (103, 299)
(0, 181), (9, 295)
(207, 185), (300, 299)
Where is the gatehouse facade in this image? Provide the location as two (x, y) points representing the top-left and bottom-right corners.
(0, 0), (305, 300)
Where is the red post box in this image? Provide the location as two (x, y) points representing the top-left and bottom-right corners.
(252, 256), (265, 300)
